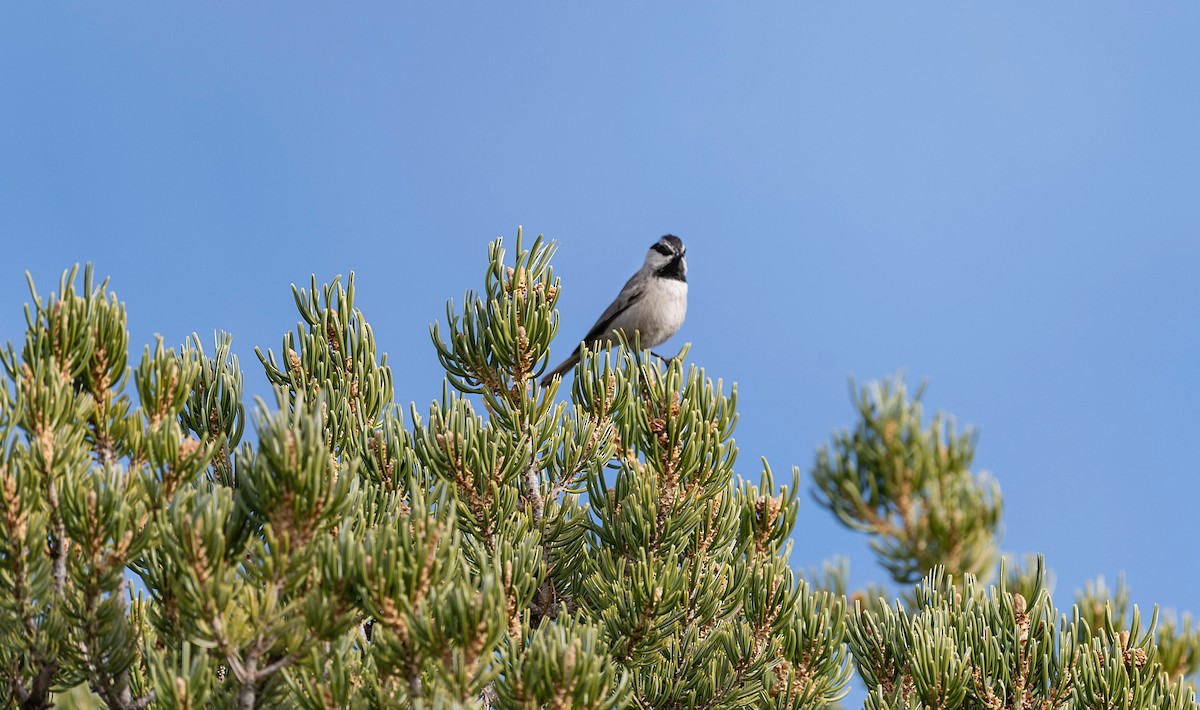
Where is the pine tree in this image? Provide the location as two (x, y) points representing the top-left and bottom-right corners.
(0, 232), (1195, 709)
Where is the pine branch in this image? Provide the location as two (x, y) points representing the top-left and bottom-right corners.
(1, 251), (1194, 710)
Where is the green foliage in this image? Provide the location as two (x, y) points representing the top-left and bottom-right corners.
(812, 377), (1001, 585)
(0, 234), (1195, 710)
(851, 562), (1197, 710)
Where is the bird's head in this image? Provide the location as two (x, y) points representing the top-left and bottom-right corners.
(644, 234), (687, 281)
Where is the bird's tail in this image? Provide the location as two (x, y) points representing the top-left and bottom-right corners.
(539, 347), (581, 387)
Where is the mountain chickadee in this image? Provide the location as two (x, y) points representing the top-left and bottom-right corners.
(541, 235), (687, 386)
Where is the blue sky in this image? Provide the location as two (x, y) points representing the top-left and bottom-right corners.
(2, 2), (1197, 627)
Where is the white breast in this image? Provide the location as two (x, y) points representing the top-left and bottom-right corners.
(606, 278), (687, 348)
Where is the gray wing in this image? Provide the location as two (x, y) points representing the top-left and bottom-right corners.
(540, 273), (646, 387)
(579, 273), (645, 344)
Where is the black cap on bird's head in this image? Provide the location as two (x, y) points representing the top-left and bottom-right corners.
(646, 234), (687, 282)
(652, 234), (684, 257)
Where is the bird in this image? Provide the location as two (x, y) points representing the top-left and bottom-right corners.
(541, 234), (687, 386)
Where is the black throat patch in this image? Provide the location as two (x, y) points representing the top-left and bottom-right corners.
(657, 256), (686, 282)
